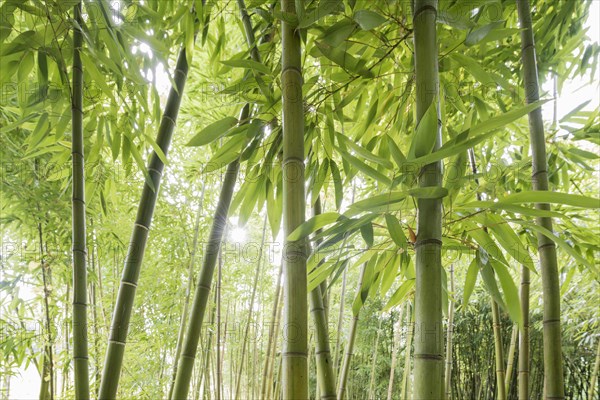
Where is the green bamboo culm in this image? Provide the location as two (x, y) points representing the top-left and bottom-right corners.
(98, 46), (190, 400)
(337, 263), (367, 400)
(311, 198), (336, 399)
(281, 0), (308, 397)
(516, 1), (565, 398)
(170, 151), (242, 400)
(491, 301), (506, 400)
(519, 266), (530, 400)
(71, 2), (90, 398)
(412, 0), (444, 398)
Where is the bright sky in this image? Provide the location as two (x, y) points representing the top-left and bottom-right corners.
(6, 2), (599, 398)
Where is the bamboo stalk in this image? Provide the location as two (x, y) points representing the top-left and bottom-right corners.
(413, 1), (444, 398)
(261, 264), (283, 399)
(310, 198), (337, 399)
(38, 222), (54, 400)
(168, 184), (206, 399)
(400, 302), (414, 400)
(589, 337), (600, 400)
(444, 265), (455, 399)
(268, 283), (285, 400)
(216, 243), (224, 400)
(234, 216), (268, 399)
(368, 316), (383, 399)
(99, 44), (191, 399)
(280, 0), (308, 397)
(71, 2), (90, 398)
(337, 263), (367, 400)
(387, 305), (405, 400)
(518, 265), (530, 400)
(516, 1), (565, 398)
(505, 324), (518, 395)
(171, 153), (242, 399)
(492, 301), (506, 400)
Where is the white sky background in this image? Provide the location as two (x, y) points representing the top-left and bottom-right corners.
(6, 2), (600, 398)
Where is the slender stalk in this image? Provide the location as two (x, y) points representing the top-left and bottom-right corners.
(281, 0), (308, 397)
(99, 46), (190, 400)
(310, 198), (336, 399)
(38, 223), (54, 400)
(518, 262), (531, 400)
(216, 241), (224, 400)
(337, 263), (367, 400)
(261, 264), (283, 399)
(445, 265), (455, 400)
(171, 152), (243, 399)
(90, 223), (101, 396)
(469, 147), (506, 400)
(268, 282), (284, 400)
(589, 338), (600, 400)
(517, 1), (565, 398)
(71, 2), (89, 398)
(333, 270), (347, 375)
(400, 302), (414, 400)
(168, 185), (206, 399)
(387, 306), (405, 400)
(505, 324), (518, 395)
(413, 1), (443, 398)
(234, 216), (268, 399)
(492, 301), (506, 400)
(368, 317), (383, 399)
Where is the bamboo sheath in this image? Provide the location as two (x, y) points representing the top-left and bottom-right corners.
(516, 1), (565, 398)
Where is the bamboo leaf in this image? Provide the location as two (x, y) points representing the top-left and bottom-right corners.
(385, 214), (407, 248)
(490, 259), (522, 327)
(298, 0), (343, 28)
(463, 258), (478, 304)
(383, 279), (414, 311)
(288, 212), (341, 241)
(339, 149), (391, 186)
(494, 191), (600, 209)
(220, 59), (271, 75)
(349, 192), (407, 211)
(187, 117), (238, 146)
(353, 10), (387, 30)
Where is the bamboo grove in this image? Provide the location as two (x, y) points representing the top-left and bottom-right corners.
(1, 1), (599, 399)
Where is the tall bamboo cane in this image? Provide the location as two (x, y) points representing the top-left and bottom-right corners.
(310, 198), (337, 399)
(589, 338), (600, 400)
(261, 263), (283, 399)
(491, 301), (506, 400)
(516, 1), (565, 398)
(413, 1), (443, 398)
(71, 2), (90, 398)
(505, 324), (518, 395)
(337, 263), (367, 400)
(167, 184), (206, 399)
(234, 215), (268, 399)
(280, 0), (308, 397)
(444, 265), (455, 399)
(519, 266), (530, 399)
(98, 46), (190, 400)
(387, 305), (405, 400)
(367, 317), (382, 399)
(401, 302), (415, 400)
(171, 152), (242, 399)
